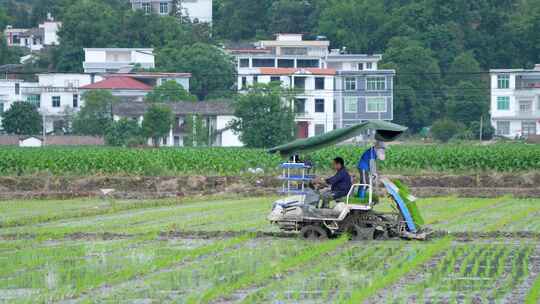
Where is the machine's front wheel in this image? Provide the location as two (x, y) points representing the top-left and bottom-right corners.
(299, 225), (329, 240)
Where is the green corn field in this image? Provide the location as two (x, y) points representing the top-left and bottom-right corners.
(0, 143), (539, 175)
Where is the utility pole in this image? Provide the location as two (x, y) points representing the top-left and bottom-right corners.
(479, 115), (483, 142)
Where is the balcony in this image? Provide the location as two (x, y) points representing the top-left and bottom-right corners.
(22, 87), (78, 94)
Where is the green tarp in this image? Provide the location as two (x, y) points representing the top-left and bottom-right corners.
(268, 120), (407, 157)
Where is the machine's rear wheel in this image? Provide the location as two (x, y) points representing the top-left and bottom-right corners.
(345, 223), (375, 241)
(300, 225), (329, 240)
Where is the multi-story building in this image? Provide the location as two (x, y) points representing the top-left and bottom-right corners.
(4, 18), (61, 51)
(237, 67), (335, 138)
(81, 72), (191, 102)
(1, 72), (191, 133)
(129, 0), (213, 23)
(228, 33), (395, 138)
(328, 52), (395, 128)
(490, 65), (540, 138)
(83, 48), (155, 73)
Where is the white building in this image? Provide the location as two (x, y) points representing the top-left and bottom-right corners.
(229, 33), (395, 138)
(129, 0), (213, 23)
(83, 48), (155, 73)
(237, 67), (335, 138)
(4, 18), (61, 51)
(490, 65), (540, 138)
(0, 79), (40, 128)
(113, 101), (241, 147)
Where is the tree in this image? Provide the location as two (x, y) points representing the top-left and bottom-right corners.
(54, 0), (118, 72)
(156, 43), (235, 100)
(318, 0), (388, 53)
(105, 118), (144, 147)
(145, 80), (197, 103)
(142, 104), (173, 147)
(72, 90), (117, 136)
(1, 102), (42, 135)
(446, 52), (482, 85)
(213, 0), (272, 40)
(268, 0), (315, 35)
(431, 119), (464, 142)
(231, 83), (295, 148)
(446, 81), (488, 126)
(183, 114), (211, 147)
(382, 37), (442, 130)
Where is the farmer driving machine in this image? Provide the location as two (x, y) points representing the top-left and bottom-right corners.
(267, 121), (429, 241)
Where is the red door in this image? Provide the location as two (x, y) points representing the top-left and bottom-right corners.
(297, 122), (309, 139)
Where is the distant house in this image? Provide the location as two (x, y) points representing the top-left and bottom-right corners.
(490, 64), (540, 138)
(129, 0), (213, 23)
(83, 48), (155, 73)
(80, 73), (191, 102)
(113, 101), (242, 147)
(4, 17), (61, 51)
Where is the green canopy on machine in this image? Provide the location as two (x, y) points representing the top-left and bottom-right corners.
(268, 120), (407, 157)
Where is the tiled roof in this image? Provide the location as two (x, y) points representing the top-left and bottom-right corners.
(257, 67), (336, 76)
(81, 77), (153, 90)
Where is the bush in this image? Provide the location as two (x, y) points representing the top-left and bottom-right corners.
(431, 119), (464, 142)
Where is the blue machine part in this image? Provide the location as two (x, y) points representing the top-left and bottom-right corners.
(383, 180), (417, 233)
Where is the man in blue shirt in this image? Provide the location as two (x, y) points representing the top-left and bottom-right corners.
(357, 141), (386, 199)
(321, 157), (352, 208)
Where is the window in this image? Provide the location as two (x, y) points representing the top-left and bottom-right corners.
(270, 76), (281, 83)
(163, 137), (168, 146)
(294, 77), (306, 90)
(357, 63), (364, 71)
(239, 58), (250, 68)
(26, 95), (40, 107)
(496, 121), (510, 136)
(366, 97), (387, 113)
(0, 102), (4, 114)
(366, 76), (386, 91)
(315, 99), (325, 113)
(174, 136), (181, 147)
(15, 83), (20, 95)
(522, 121), (537, 136)
(519, 100), (532, 113)
(294, 99), (306, 114)
(297, 59), (319, 68)
(345, 77), (356, 91)
(366, 62), (373, 70)
(252, 58), (275, 67)
(241, 77), (247, 89)
(315, 124), (325, 136)
(315, 77), (325, 90)
(159, 2), (169, 14)
(73, 94), (79, 108)
(253, 76), (258, 84)
(282, 47), (308, 55)
(344, 96), (358, 113)
(497, 75), (510, 89)
(278, 59), (295, 68)
(497, 96), (510, 110)
(52, 96), (60, 108)
(142, 3), (151, 13)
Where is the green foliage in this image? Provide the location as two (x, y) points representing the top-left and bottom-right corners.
(232, 83), (296, 148)
(431, 119), (464, 142)
(72, 90), (117, 136)
(0, 102), (42, 135)
(145, 80), (197, 103)
(142, 104), (173, 147)
(268, 0), (315, 35)
(156, 43), (235, 100)
(0, 144), (539, 176)
(183, 114), (211, 147)
(105, 118), (144, 147)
